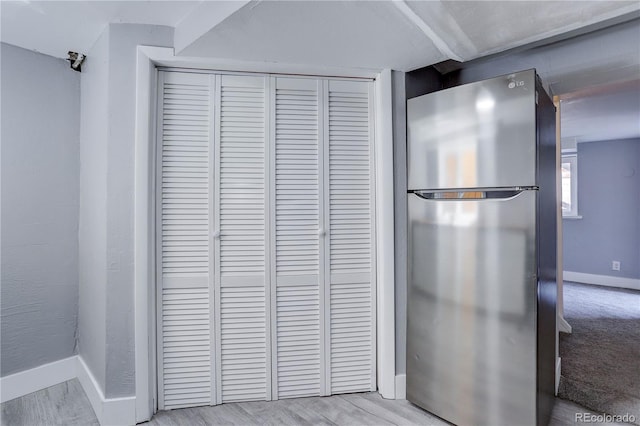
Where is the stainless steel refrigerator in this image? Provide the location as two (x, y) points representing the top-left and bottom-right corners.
(406, 69), (557, 426)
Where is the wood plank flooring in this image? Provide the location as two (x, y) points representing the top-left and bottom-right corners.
(1, 379), (626, 425)
(1, 379), (98, 426)
(147, 392), (447, 426)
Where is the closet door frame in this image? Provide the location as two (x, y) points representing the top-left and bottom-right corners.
(134, 48), (396, 424)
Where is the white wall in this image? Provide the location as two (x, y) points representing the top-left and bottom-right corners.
(78, 27), (110, 394)
(392, 70), (408, 375)
(78, 23), (174, 398)
(104, 23), (173, 398)
(1, 43), (80, 376)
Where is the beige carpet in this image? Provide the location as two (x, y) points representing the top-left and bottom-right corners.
(558, 282), (640, 425)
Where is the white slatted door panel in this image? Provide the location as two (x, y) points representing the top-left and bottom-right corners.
(273, 77), (323, 399)
(326, 79), (376, 394)
(215, 75), (269, 403)
(158, 71), (214, 410)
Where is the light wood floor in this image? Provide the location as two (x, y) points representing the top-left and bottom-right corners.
(0, 379), (625, 426)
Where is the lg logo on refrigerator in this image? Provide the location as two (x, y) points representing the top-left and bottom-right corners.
(508, 80), (525, 89)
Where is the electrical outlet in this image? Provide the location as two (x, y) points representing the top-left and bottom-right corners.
(612, 261), (621, 271)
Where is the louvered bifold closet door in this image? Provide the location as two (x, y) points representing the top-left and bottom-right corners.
(158, 72), (215, 410)
(214, 75), (270, 403)
(326, 80), (376, 394)
(272, 77), (324, 399)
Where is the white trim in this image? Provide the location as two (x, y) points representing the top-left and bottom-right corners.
(77, 356), (136, 426)
(76, 357), (101, 423)
(144, 47), (379, 80)
(555, 357), (561, 396)
(154, 70), (166, 410)
(0, 356), (136, 425)
(134, 45), (157, 423)
(558, 315), (572, 334)
(564, 271), (640, 291)
(394, 374), (406, 400)
(374, 69), (396, 400)
(134, 46), (395, 415)
(0, 356), (77, 403)
(368, 79), (379, 393)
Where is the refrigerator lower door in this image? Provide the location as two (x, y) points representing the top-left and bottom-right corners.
(407, 190), (537, 426)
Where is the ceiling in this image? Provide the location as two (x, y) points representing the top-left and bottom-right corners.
(561, 80), (640, 144)
(1, 0), (639, 143)
(178, 0), (640, 72)
(0, 1), (199, 58)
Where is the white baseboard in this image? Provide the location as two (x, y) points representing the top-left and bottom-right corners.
(564, 271), (640, 291)
(558, 315), (572, 334)
(555, 357), (561, 396)
(0, 356), (136, 425)
(0, 356), (78, 403)
(395, 374), (406, 400)
(77, 356), (135, 426)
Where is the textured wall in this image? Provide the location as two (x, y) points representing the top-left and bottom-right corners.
(103, 23), (173, 398)
(1, 43), (80, 376)
(563, 139), (640, 279)
(78, 27), (110, 393)
(78, 23), (174, 398)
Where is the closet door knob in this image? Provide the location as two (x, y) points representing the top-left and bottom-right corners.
(212, 230), (221, 239)
(318, 228), (326, 237)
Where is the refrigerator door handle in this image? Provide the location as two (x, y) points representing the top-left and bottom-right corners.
(411, 187), (535, 201)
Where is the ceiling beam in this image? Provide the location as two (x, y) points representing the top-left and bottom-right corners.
(174, 1), (251, 55)
(391, 0), (464, 62)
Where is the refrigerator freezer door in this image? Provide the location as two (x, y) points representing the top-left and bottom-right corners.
(407, 70), (537, 190)
(406, 190), (537, 426)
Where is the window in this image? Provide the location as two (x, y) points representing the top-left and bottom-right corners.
(561, 154), (579, 218)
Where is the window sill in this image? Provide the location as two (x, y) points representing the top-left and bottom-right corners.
(563, 215), (583, 220)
